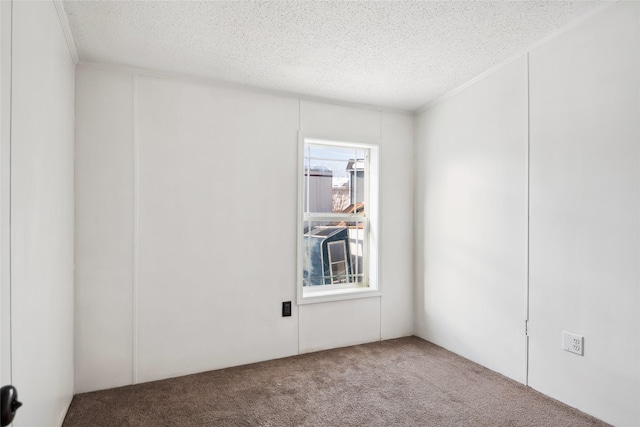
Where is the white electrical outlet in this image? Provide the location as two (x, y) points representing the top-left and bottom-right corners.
(562, 331), (584, 356)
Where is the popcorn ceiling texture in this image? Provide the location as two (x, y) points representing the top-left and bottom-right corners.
(62, 1), (605, 111)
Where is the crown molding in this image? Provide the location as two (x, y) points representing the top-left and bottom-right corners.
(53, 0), (79, 65)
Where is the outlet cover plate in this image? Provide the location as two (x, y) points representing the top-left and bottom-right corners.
(282, 301), (292, 317)
(562, 331), (583, 356)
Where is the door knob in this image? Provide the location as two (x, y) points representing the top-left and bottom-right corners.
(1, 385), (22, 426)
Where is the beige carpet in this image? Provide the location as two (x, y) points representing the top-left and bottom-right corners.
(63, 336), (608, 426)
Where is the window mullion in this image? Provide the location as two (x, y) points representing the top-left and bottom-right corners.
(305, 145), (310, 214)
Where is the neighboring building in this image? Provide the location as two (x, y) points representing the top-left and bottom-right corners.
(304, 166), (333, 213)
(347, 159), (365, 205)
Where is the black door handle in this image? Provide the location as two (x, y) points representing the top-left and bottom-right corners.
(1, 385), (22, 426)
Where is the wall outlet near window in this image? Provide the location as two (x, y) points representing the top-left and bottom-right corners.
(282, 301), (292, 317)
(562, 331), (583, 356)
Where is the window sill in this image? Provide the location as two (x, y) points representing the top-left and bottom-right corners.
(298, 287), (381, 305)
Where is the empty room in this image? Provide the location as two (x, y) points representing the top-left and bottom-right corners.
(0, 0), (638, 426)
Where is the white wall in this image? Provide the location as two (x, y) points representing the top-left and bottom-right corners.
(10, 1), (76, 426)
(297, 101), (415, 353)
(75, 67), (134, 391)
(378, 111), (414, 340)
(135, 77), (300, 383)
(414, 57), (529, 383)
(415, 2), (639, 426)
(528, 3), (639, 426)
(75, 66), (414, 392)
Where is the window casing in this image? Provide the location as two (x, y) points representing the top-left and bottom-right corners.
(298, 137), (379, 303)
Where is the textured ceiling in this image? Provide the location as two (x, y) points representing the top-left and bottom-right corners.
(62, 1), (606, 111)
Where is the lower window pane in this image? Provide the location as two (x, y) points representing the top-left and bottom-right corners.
(303, 219), (366, 287)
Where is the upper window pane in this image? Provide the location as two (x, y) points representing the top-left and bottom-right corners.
(304, 144), (367, 214)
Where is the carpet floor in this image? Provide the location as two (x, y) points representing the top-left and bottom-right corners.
(63, 336), (609, 426)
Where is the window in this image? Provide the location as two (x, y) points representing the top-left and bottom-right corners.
(298, 137), (379, 303)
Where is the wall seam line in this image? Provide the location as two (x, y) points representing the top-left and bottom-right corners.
(525, 52), (531, 387)
(132, 72), (139, 385)
(297, 98), (301, 356)
(7, 0), (13, 387)
(378, 110), (382, 342)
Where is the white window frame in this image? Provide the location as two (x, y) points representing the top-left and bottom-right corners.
(297, 135), (380, 304)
